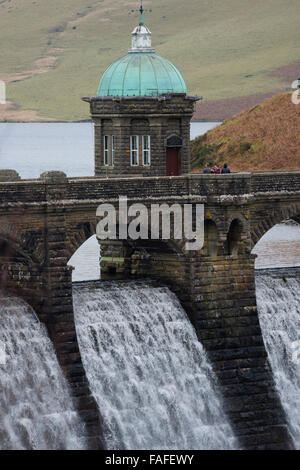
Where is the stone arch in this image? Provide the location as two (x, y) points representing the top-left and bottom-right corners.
(226, 218), (243, 256)
(166, 134), (183, 147)
(0, 231), (46, 314)
(202, 219), (219, 257)
(250, 203), (300, 249)
(0, 220), (43, 265)
(0, 238), (28, 263)
(66, 221), (97, 261)
(0, 221), (22, 249)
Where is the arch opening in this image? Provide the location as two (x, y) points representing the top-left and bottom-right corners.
(166, 135), (183, 147)
(67, 218), (184, 283)
(226, 219), (243, 256)
(68, 235), (100, 283)
(0, 237), (30, 263)
(252, 219), (300, 270)
(0, 239), (15, 261)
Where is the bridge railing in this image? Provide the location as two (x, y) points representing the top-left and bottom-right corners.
(0, 170), (299, 205)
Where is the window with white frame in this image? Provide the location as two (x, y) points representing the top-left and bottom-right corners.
(103, 135), (115, 166)
(104, 135), (109, 166)
(142, 135), (151, 166)
(130, 135), (151, 166)
(130, 135), (139, 166)
(111, 135), (115, 166)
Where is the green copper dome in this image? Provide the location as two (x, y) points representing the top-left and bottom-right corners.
(97, 52), (187, 98)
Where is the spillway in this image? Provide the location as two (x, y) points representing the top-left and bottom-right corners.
(73, 281), (237, 450)
(256, 271), (300, 448)
(0, 296), (86, 450)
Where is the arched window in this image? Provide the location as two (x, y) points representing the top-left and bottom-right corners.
(226, 219), (243, 256)
(166, 135), (183, 147)
(0, 240), (10, 258)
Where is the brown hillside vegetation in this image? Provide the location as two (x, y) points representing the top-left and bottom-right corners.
(191, 92), (300, 172)
(192, 92), (277, 122)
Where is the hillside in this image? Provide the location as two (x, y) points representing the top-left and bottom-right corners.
(191, 92), (300, 172)
(0, 0), (300, 121)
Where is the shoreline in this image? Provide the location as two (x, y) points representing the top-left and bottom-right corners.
(0, 119), (93, 124)
(0, 119), (223, 124)
(0, 91), (282, 124)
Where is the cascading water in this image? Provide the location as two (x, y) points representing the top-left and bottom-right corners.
(256, 272), (300, 448)
(0, 296), (86, 450)
(73, 281), (237, 450)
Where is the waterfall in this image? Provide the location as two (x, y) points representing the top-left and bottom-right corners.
(0, 296), (86, 450)
(256, 272), (300, 448)
(73, 281), (237, 450)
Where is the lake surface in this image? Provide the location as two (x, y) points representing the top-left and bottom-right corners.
(0, 122), (299, 281)
(0, 123), (95, 179)
(0, 122), (219, 179)
(253, 223), (300, 269)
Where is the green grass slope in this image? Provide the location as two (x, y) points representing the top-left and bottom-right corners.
(0, 0), (300, 121)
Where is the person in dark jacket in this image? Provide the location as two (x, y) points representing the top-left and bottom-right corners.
(203, 163), (211, 174)
(221, 163), (231, 174)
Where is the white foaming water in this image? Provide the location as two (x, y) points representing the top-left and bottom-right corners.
(0, 296), (86, 450)
(73, 281), (237, 450)
(256, 274), (300, 448)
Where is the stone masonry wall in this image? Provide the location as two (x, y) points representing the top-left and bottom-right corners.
(85, 94), (197, 177)
(185, 255), (292, 449)
(0, 171), (300, 204)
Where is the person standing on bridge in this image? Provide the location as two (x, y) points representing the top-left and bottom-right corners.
(211, 165), (221, 174)
(221, 163), (231, 174)
(203, 163), (211, 174)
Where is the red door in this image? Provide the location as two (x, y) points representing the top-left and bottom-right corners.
(166, 148), (179, 176)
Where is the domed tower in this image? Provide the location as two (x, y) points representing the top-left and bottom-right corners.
(83, 2), (199, 177)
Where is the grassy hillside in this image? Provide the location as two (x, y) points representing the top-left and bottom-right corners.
(0, 0), (300, 121)
(191, 92), (300, 172)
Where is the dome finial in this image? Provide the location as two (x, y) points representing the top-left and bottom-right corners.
(139, 0), (144, 26)
(130, 1), (154, 53)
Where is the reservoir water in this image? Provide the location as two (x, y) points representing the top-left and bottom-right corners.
(0, 122), (219, 179)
